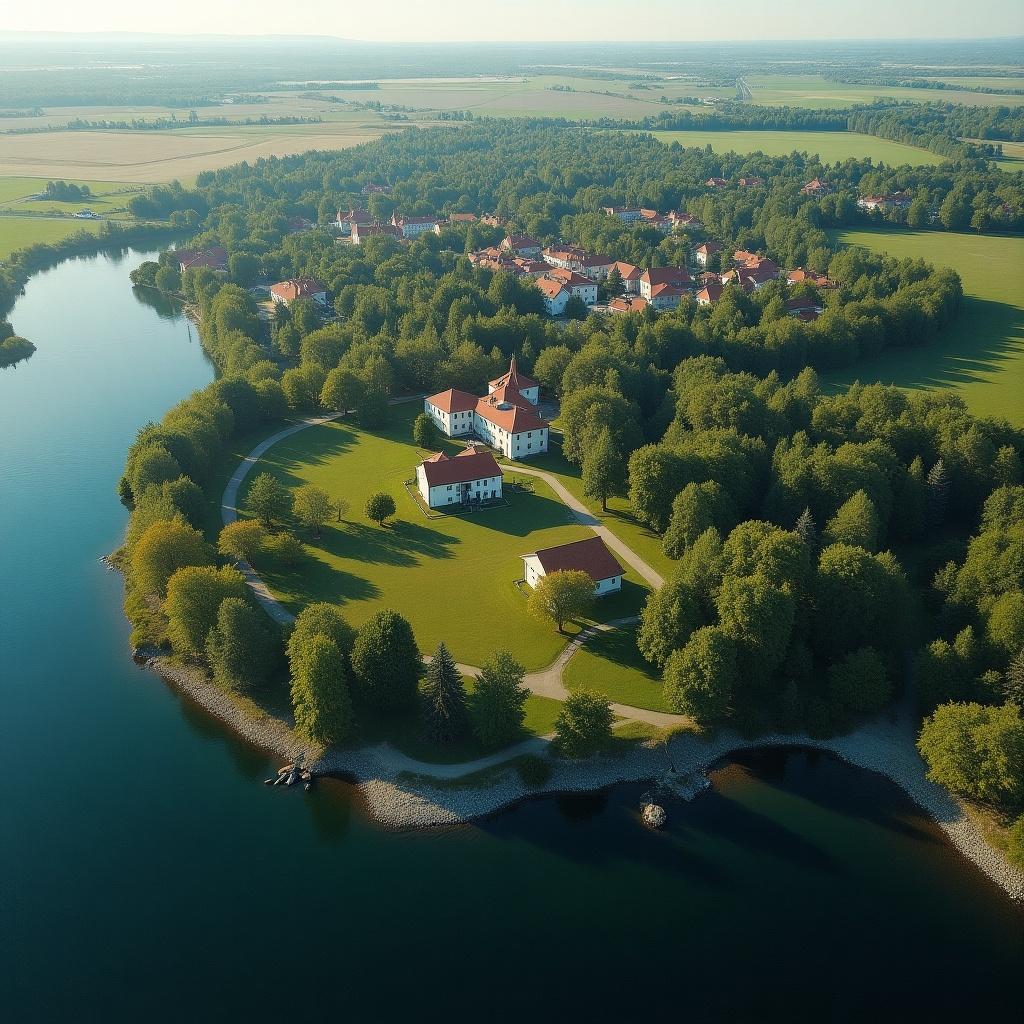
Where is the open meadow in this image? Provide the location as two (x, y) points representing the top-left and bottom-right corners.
(823, 228), (1024, 425)
(0, 215), (108, 258)
(651, 129), (944, 165)
(240, 404), (649, 671)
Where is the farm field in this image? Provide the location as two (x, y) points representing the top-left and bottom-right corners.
(242, 404), (649, 671)
(922, 76), (1024, 90)
(823, 228), (1024, 425)
(745, 73), (1024, 108)
(650, 129), (943, 165)
(0, 122), (395, 183)
(0, 215), (105, 258)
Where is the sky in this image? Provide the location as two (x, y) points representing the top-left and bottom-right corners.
(3, 0), (1023, 43)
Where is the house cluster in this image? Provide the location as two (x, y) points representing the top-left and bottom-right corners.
(422, 357), (549, 463)
(601, 207), (704, 233)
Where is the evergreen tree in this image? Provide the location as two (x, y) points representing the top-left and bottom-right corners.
(926, 459), (949, 526)
(794, 507), (817, 549)
(422, 642), (468, 743)
(467, 650), (529, 747)
(581, 428), (625, 512)
(1006, 650), (1024, 706)
(893, 457), (927, 541)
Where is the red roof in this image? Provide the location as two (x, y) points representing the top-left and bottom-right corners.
(607, 296), (649, 313)
(175, 246), (227, 271)
(269, 277), (326, 302)
(426, 389), (479, 414)
(546, 267), (593, 287)
(610, 261), (641, 281)
(535, 278), (567, 300)
(527, 536), (624, 583)
(695, 242), (722, 256)
(420, 450), (502, 487)
(475, 395), (547, 433)
(448, 213), (477, 222)
(339, 208), (373, 224)
(641, 266), (691, 288)
(489, 356), (538, 392)
(502, 234), (542, 251)
(697, 282), (724, 303)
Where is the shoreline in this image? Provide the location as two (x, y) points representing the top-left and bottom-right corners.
(145, 654), (1024, 902)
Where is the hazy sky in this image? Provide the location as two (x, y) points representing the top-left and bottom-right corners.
(5, 0), (1024, 42)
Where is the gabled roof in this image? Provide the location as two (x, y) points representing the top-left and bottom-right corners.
(175, 246), (228, 271)
(641, 266), (691, 287)
(535, 277), (568, 300)
(475, 395), (547, 433)
(695, 241), (722, 256)
(269, 277), (326, 301)
(419, 449), (503, 487)
(610, 261), (642, 281)
(502, 234), (542, 250)
(607, 296), (650, 313)
(426, 389), (479, 414)
(697, 282), (724, 303)
(489, 356), (538, 393)
(525, 536), (624, 583)
(338, 207), (373, 224)
(545, 267), (594, 287)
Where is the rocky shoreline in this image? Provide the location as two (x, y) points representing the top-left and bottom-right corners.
(144, 654), (1024, 901)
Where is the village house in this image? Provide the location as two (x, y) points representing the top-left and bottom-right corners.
(786, 297), (824, 321)
(543, 268), (598, 305)
(423, 358), (549, 460)
(857, 193), (912, 212)
(269, 277), (328, 306)
(639, 208), (672, 231)
(174, 246), (228, 273)
(639, 266), (691, 308)
(501, 234), (543, 257)
(706, 177), (728, 189)
(535, 277), (571, 315)
(351, 222), (402, 245)
(542, 245), (613, 281)
(336, 207), (374, 233)
(482, 213), (505, 228)
(693, 241), (723, 267)
(521, 536), (624, 596)
(738, 176), (765, 188)
(787, 268), (837, 288)
(391, 213), (441, 238)
(696, 281), (724, 305)
(667, 211), (704, 231)
(433, 213), (477, 233)
(607, 296), (650, 314)
(801, 178), (835, 197)
(416, 446), (503, 509)
(608, 261), (642, 293)
(602, 206), (644, 223)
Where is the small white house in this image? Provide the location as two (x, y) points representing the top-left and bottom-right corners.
(416, 448), (503, 509)
(269, 277), (328, 306)
(521, 536), (625, 596)
(535, 277), (571, 316)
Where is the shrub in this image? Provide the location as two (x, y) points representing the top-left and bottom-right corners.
(516, 754), (553, 788)
(554, 691), (613, 758)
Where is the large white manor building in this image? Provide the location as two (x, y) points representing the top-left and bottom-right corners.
(423, 358), (549, 460)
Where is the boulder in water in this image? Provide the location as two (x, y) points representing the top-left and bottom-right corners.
(642, 803), (667, 828)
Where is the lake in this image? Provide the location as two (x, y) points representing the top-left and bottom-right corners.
(0, 251), (1020, 1020)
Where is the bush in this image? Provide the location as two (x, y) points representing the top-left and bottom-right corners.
(515, 754), (553, 788)
(554, 691), (613, 758)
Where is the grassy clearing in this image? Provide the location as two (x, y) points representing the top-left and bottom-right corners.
(651, 129), (943, 166)
(0, 215), (105, 258)
(823, 228), (1024, 425)
(563, 624), (672, 713)
(0, 175), (137, 205)
(243, 403), (649, 670)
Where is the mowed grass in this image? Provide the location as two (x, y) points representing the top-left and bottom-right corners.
(651, 129), (943, 166)
(823, 228), (1024, 425)
(243, 403), (649, 670)
(0, 215), (104, 258)
(563, 624), (672, 714)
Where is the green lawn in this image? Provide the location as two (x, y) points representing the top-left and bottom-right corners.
(562, 624), (673, 714)
(0, 175), (136, 205)
(823, 228), (1024, 425)
(651, 129), (943, 166)
(0, 215), (105, 258)
(243, 403), (649, 670)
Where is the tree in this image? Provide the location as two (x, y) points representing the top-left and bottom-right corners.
(531, 344), (572, 398)
(926, 459), (949, 526)
(907, 196), (929, 229)
(823, 490), (880, 552)
(164, 564), (246, 657)
(554, 691), (613, 757)
(205, 597), (280, 691)
(794, 507), (817, 549)
(247, 472), (292, 527)
(320, 366), (361, 414)
(412, 412), (437, 450)
(130, 519), (214, 597)
(827, 646), (891, 715)
(637, 576), (705, 668)
(662, 481), (734, 559)
(350, 609), (421, 711)
(993, 446), (1022, 488)
(987, 591), (1024, 659)
(917, 702), (1024, 806)
(939, 190), (971, 232)
(564, 294), (588, 320)
(290, 634), (354, 744)
(893, 457), (927, 541)
(365, 491), (396, 526)
(662, 626), (737, 723)
(217, 519), (266, 562)
(1006, 650), (1024, 706)
(126, 442), (182, 500)
(527, 570), (594, 633)
(422, 643), (468, 743)
(467, 650), (529, 747)
(292, 484), (337, 539)
(286, 603), (356, 677)
(716, 572), (795, 688)
(581, 428), (625, 512)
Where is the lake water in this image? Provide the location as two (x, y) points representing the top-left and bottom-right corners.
(1, 251), (1020, 1020)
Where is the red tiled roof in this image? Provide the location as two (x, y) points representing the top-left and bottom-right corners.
(695, 241), (722, 256)
(697, 282), (724, 303)
(528, 536), (624, 583)
(175, 246), (228, 271)
(546, 267), (593, 287)
(426, 389), (479, 414)
(269, 277), (326, 301)
(608, 296), (650, 313)
(610, 261), (641, 281)
(535, 278), (567, 300)
(502, 234), (541, 250)
(339, 208), (373, 224)
(448, 213), (477, 222)
(420, 450), (502, 487)
(475, 395), (547, 433)
(641, 266), (691, 288)
(489, 356), (538, 392)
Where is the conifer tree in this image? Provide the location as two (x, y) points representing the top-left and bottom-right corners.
(926, 459), (949, 526)
(422, 642), (468, 743)
(824, 490), (880, 551)
(893, 457), (927, 541)
(1005, 650), (1024, 706)
(794, 507), (817, 549)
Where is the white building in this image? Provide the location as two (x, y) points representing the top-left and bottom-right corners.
(269, 277), (328, 306)
(416, 447), (503, 509)
(423, 358), (549, 460)
(391, 214), (441, 237)
(521, 536), (624, 596)
(543, 268), (598, 305)
(534, 277), (571, 316)
(542, 245), (614, 281)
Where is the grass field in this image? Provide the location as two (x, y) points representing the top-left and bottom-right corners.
(243, 403), (649, 670)
(823, 228), (1024, 425)
(563, 624), (672, 713)
(651, 129), (943, 165)
(0, 215), (106, 258)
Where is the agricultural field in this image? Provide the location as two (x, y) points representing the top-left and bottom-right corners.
(745, 73), (1024, 108)
(921, 76), (1024, 90)
(823, 228), (1024, 425)
(241, 404), (649, 671)
(651, 129), (943, 165)
(0, 215), (105, 259)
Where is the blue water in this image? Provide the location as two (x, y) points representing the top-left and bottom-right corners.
(0, 251), (1020, 1021)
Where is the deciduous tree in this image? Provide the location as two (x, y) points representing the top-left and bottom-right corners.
(554, 691), (613, 757)
(291, 634), (354, 745)
(662, 625), (737, 723)
(247, 472), (292, 527)
(527, 570), (594, 633)
(350, 609), (421, 711)
(293, 484), (337, 538)
(365, 491), (396, 526)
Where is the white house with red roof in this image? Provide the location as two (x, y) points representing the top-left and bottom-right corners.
(174, 246), (228, 273)
(269, 277), (328, 306)
(607, 296), (650, 314)
(423, 358), (548, 460)
(542, 245), (613, 281)
(693, 241), (722, 267)
(390, 213), (441, 237)
(416, 446), (503, 509)
(609, 261), (642, 293)
(335, 208), (373, 233)
(501, 234), (543, 257)
(602, 206), (644, 223)
(351, 222), (402, 244)
(521, 536), (624, 596)
(534, 277), (571, 316)
(639, 266), (691, 309)
(543, 267), (598, 305)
